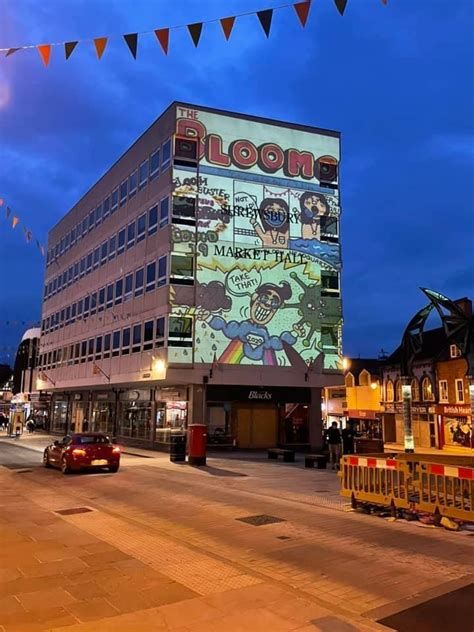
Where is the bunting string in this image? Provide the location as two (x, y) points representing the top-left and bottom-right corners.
(0, 1), (387, 65)
(0, 198), (46, 258)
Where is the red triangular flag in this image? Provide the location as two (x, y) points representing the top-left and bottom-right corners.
(334, 0), (347, 15)
(6, 48), (21, 57)
(64, 41), (78, 60)
(154, 28), (169, 54)
(294, 1), (311, 27)
(381, 0), (388, 4)
(257, 9), (273, 38)
(123, 33), (138, 59)
(187, 23), (203, 48)
(37, 44), (52, 67)
(94, 37), (108, 59)
(220, 17), (235, 41)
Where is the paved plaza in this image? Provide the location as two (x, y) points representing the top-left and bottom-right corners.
(0, 434), (473, 631)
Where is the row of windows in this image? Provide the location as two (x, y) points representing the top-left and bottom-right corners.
(439, 378), (467, 404)
(42, 252), (195, 335)
(44, 198), (170, 302)
(384, 377), (434, 403)
(47, 139), (172, 267)
(38, 315), (193, 370)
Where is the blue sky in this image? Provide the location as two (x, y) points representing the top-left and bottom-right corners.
(0, 0), (473, 365)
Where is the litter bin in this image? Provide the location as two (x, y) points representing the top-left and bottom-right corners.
(169, 434), (186, 463)
(188, 424), (207, 466)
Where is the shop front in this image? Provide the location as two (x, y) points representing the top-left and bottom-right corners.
(117, 389), (154, 444)
(346, 409), (383, 453)
(51, 395), (69, 434)
(382, 403), (438, 449)
(155, 387), (188, 449)
(438, 404), (473, 450)
(206, 385), (311, 450)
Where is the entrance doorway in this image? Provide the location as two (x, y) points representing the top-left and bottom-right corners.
(234, 404), (277, 448)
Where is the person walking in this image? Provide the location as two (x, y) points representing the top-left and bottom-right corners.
(325, 421), (342, 470)
(342, 422), (356, 455)
(82, 419), (89, 432)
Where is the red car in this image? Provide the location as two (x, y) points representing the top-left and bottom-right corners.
(43, 433), (121, 474)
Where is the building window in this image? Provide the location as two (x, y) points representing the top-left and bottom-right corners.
(122, 328), (131, 355)
(119, 180), (128, 206)
(87, 338), (94, 361)
(143, 320), (154, 350)
(134, 268), (144, 297)
(95, 203), (103, 226)
(124, 273), (133, 302)
(81, 217), (88, 236)
(136, 213), (146, 243)
(95, 336), (103, 359)
(160, 196), (170, 227)
(103, 333), (111, 358)
(100, 241), (108, 264)
(158, 255), (167, 286)
(73, 262), (79, 281)
(98, 287), (105, 312)
(148, 205), (158, 235)
(321, 272), (340, 297)
(421, 376), (434, 401)
(450, 344), (461, 358)
(127, 221), (135, 249)
(170, 254), (193, 285)
(149, 149), (160, 180)
(345, 373), (355, 388)
(80, 341), (87, 363)
(117, 228), (126, 255)
(88, 210), (95, 231)
(132, 324), (142, 353)
(115, 278), (123, 305)
(86, 252), (93, 273)
(139, 159), (148, 189)
(90, 292), (97, 315)
(80, 257), (86, 278)
(71, 302), (76, 323)
(83, 295), (90, 318)
(168, 316), (192, 347)
(156, 317), (165, 347)
(106, 283), (114, 309)
(411, 378), (420, 401)
(111, 188), (119, 213)
(93, 247), (100, 270)
(161, 139), (171, 170)
(128, 170), (138, 198)
(103, 196), (110, 219)
(455, 378), (465, 403)
(395, 379), (403, 402)
(359, 370), (369, 387)
(108, 234), (116, 260)
(146, 261), (156, 292)
(320, 326), (338, 349)
(386, 380), (394, 402)
(439, 380), (449, 403)
(172, 195), (196, 220)
(112, 331), (121, 357)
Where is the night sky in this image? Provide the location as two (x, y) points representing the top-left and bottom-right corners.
(1, 0), (473, 366)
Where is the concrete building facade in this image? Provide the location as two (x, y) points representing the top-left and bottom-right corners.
(37, 102), (343, 450)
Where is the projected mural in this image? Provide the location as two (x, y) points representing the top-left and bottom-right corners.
(169, 108), (343, 370)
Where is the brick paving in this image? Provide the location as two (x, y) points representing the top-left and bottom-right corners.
(0, 436), (473, 631)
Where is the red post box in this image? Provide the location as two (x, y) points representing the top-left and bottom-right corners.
(187, 424), (207, 466)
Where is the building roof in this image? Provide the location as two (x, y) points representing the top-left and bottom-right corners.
(21, 328), (41, 343)
(384, 326), (448, 366)
(345, 358), (382, 378)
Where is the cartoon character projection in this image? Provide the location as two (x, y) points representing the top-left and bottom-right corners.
(198, 280), (296, 365)
(250, 198), (290, 249)
(284, 272), (323, 348)
(299, 192), (329, 240)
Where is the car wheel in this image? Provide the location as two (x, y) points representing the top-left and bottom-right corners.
(61, 457), (71, 475)
(43, 451), (51, 468)
(108, 465), (119, 473)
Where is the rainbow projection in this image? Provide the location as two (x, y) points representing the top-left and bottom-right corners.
(168, 107), (342, 370)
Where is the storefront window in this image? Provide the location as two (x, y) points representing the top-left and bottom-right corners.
(91, 401), (115, 435)
(119, 401), (152, 441)
(52, 400), (68, 433)
(279, 404), (309, 444)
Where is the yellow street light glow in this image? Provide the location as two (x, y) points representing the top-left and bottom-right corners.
(152, 359), (166, 373)
(342, 357), (350, 370)
(370, 382), (378, 390)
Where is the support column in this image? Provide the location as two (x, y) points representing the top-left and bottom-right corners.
(401, 376), (414, 453)
(469, 377), (474, 450)
(309, 387), (324, 452)
(189, 383), (206, 426)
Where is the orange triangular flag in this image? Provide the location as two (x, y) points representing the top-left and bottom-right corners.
(294, 1), (311, 27)
(37, 44), (52, 67)
(94, 37), (108, 60)
(154, 28), (169, 54)
(220, 17), (235, 41)
(12, 216), (19, 228)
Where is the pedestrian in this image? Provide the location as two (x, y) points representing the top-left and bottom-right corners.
(82, 419), (89, 432)
(325, 421), (342, 470)
(26, 419), (34, 434)
(342, 422), (356, 455)
(0, 413), (5, 430)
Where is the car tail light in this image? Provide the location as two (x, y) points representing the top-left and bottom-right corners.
(112, 446), (121, 454)
(72, 448), (86, 456)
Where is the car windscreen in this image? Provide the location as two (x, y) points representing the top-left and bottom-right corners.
(75, 436), (111, 445)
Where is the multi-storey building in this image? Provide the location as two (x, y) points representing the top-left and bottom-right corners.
(37, 102), (343, 450)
